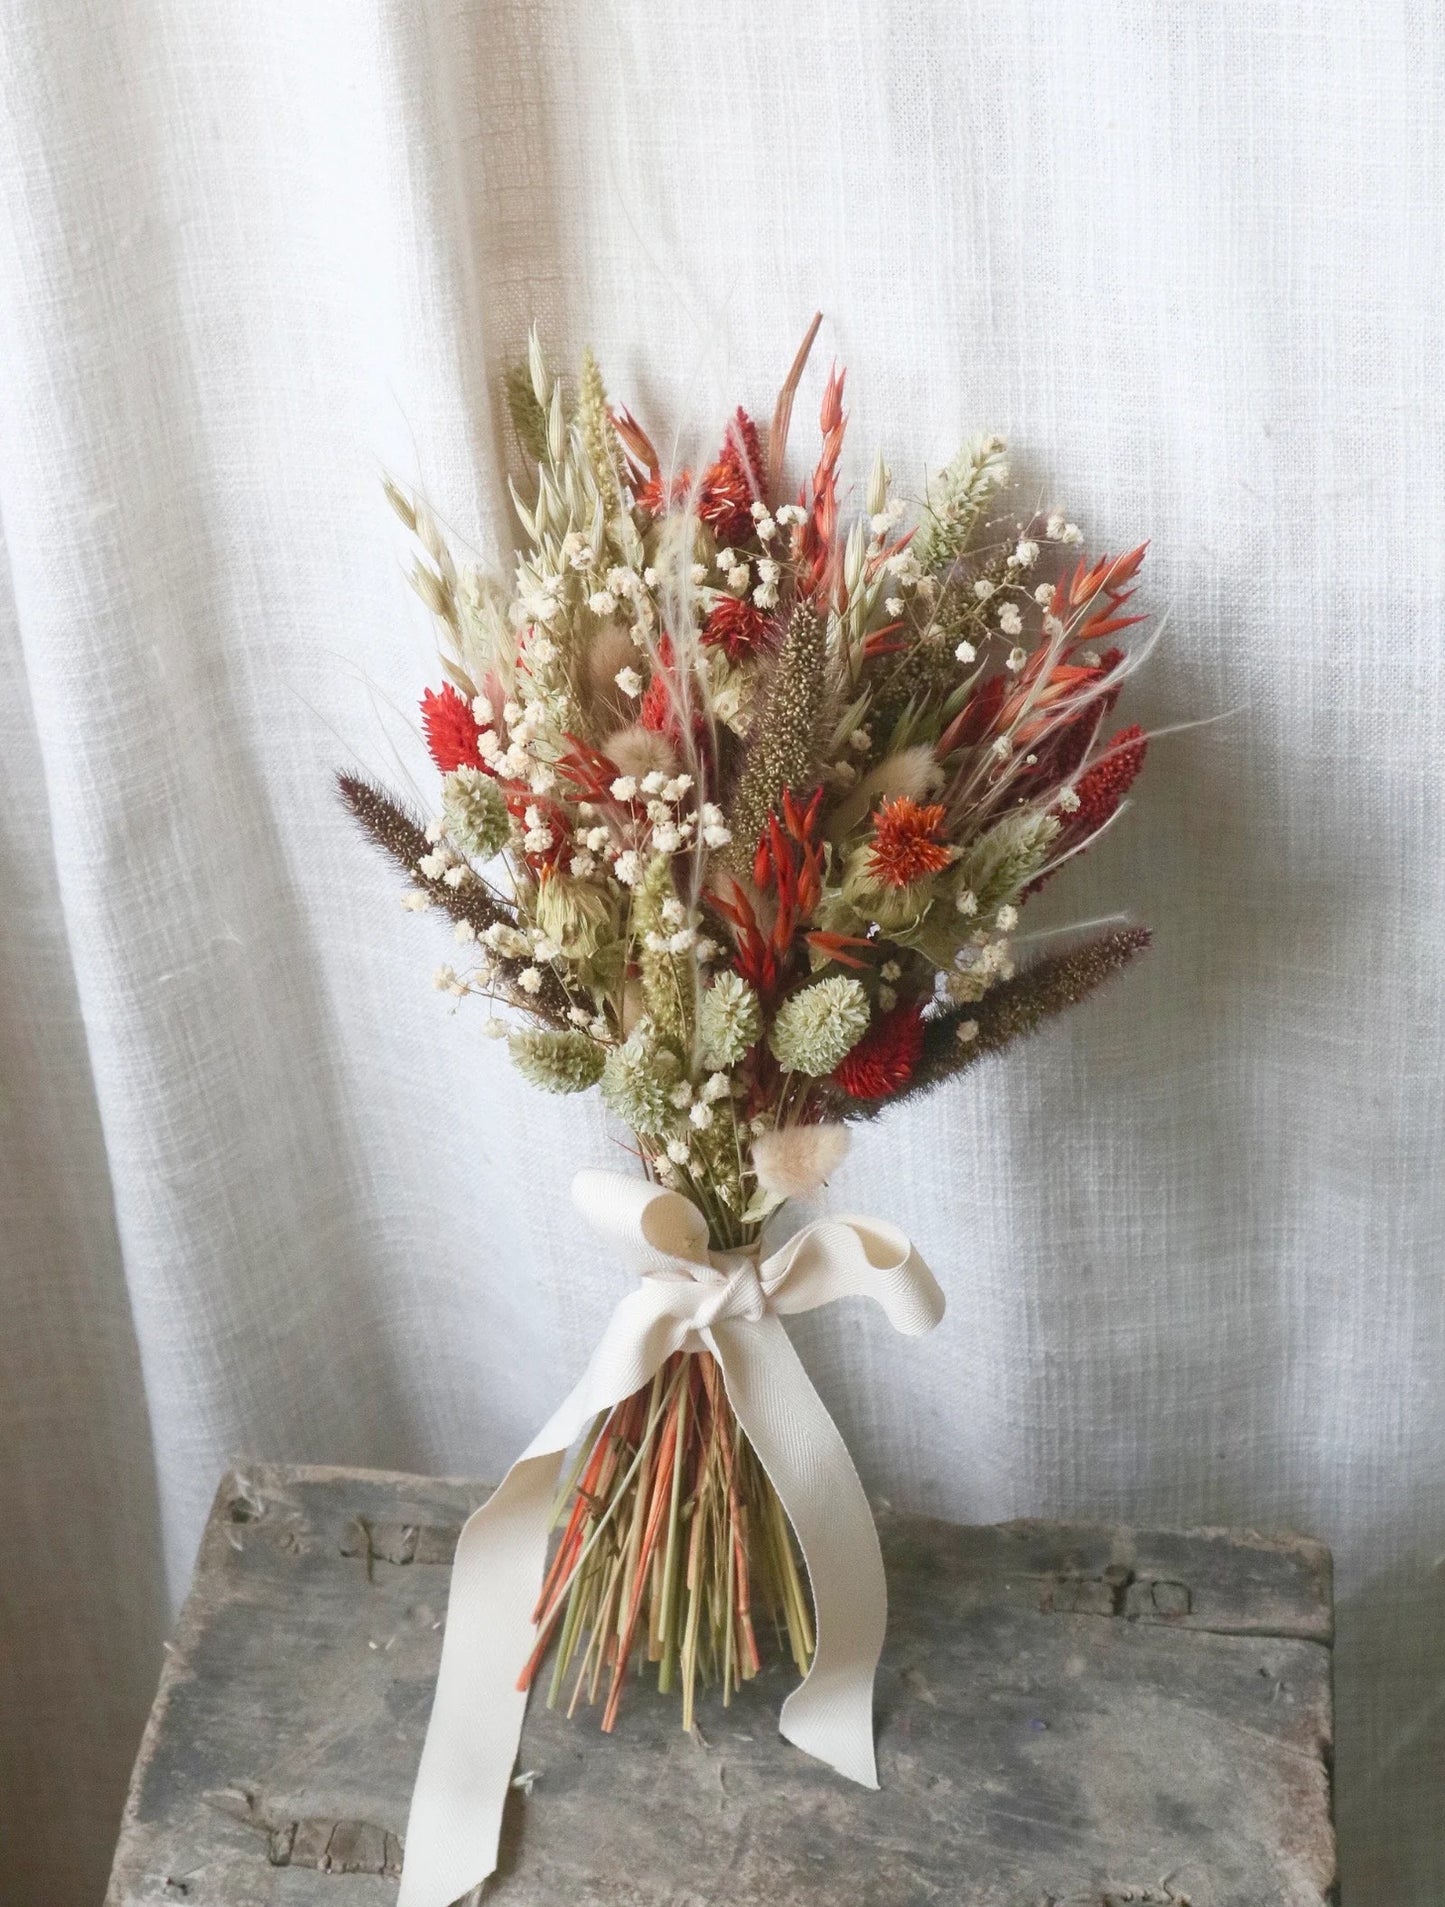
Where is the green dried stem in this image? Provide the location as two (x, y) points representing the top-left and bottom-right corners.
(336, 773), (570, 1025)
(912, 432), (1010, 573)
(577, 346), (624, 522)
(522, 1352), (811, 1732)
(839, 926), (1151, 1121)
(504, 360), (550, 464)
(634, 854), (695, 1051)
(723, 601), (826, 868)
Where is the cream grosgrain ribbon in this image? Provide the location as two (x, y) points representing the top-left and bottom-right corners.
(397, 1167), (944, 1907)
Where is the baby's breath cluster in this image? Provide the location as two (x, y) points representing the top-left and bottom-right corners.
(344, 321), (1154, 1246)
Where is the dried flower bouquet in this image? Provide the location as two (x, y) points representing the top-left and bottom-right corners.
(343, 316), (1152, 1740)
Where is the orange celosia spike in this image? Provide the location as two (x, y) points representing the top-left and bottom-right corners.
(805, 930), (873, 969)
(611, 406), (660, 479)
(797, 848), (822, 914)
(1079, 611), (1148, 644)
(767, 813), (790, 882)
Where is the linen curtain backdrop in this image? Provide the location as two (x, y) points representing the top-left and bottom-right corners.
(2, 4), (1441, 1901)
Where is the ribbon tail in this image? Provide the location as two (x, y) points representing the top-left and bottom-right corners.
(707, 1316), (884, 1789)
(398, 1283), (693, 1907)
(396, 1448), (562, 1907)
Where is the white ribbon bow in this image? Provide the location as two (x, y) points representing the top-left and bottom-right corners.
(398, 1167), (944, 1907)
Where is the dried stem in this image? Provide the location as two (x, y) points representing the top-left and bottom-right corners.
(521, 1351), (812, 1731)
(767, 311), (824, 499)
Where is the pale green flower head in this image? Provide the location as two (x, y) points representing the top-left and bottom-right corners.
(953, 809), (1059, 920)
(441, 767), (512, 861)
(509, 1028), (604, 1094)
(698, 971), (762, 1070)
(768, 975), (871, 1076)
(600, 1022), (682, 1136)
(535, 871), (622, 989)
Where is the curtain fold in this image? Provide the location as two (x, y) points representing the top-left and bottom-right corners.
(2, 4), (1441, 1901)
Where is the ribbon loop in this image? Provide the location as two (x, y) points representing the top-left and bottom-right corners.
(397, 1168), (943, 1907)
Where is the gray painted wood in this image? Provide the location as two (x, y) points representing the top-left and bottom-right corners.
(107, 1464), (1336, 1907)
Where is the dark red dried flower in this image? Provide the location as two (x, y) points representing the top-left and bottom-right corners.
(638, 634), (677, 734)
(699, 409), (765, 545)
(638, 672), (670, 733)
(420, 684), (482, 773)
(1072, 725), (1148, 832)
(1021, 647), (1128, 790)
(701, 594), (774, 662)
(950, 672), (1007, 749)
(868, 797), (954, 888)
(835, 1001), (926, 1099)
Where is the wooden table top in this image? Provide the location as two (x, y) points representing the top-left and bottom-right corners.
(107, 1462), (1335, 1907)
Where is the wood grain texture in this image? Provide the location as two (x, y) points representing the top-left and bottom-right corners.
(107, 1464), (1336, 1907)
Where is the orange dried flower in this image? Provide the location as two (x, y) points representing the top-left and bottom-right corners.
(868, 797), (954, 888)
(636, 469), (691, 518)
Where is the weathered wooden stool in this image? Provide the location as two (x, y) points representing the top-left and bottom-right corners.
(107, 1463), (1336, 1906)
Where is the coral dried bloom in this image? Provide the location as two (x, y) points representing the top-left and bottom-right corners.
(421, 684), (483, 773)
(868, 796), (954, 887)
(699, 409), (765, 545)
(702, 594), (773, 662)
(636, 469), (691, 519)
(834, 1001), (926, 1099)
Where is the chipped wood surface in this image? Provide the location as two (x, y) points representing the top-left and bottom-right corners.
(107, 1463), (1336, 1907)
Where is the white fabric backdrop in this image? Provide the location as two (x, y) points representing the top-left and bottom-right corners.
(2, 3), (1441, 1900)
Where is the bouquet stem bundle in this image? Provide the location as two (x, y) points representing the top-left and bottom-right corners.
(521, 1352), (813, 1731)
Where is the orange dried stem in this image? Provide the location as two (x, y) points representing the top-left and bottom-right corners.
(520, 1350), (813, 1732)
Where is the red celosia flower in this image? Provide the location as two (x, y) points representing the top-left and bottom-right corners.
(868, 797), (954, 888)
(835, 1001), (926, 1100)
(1016, 647), (1128, 794)
(699, 409), (765, 545)
(1072, 725), (1148, 832)
(638, 633), (707, 745)
(636, 469), (691, 519)
(638, 633), (679, 734)
(701, 594), (774, 662)
(420, 684), (482, 773)
(638, 668), (672, 734)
